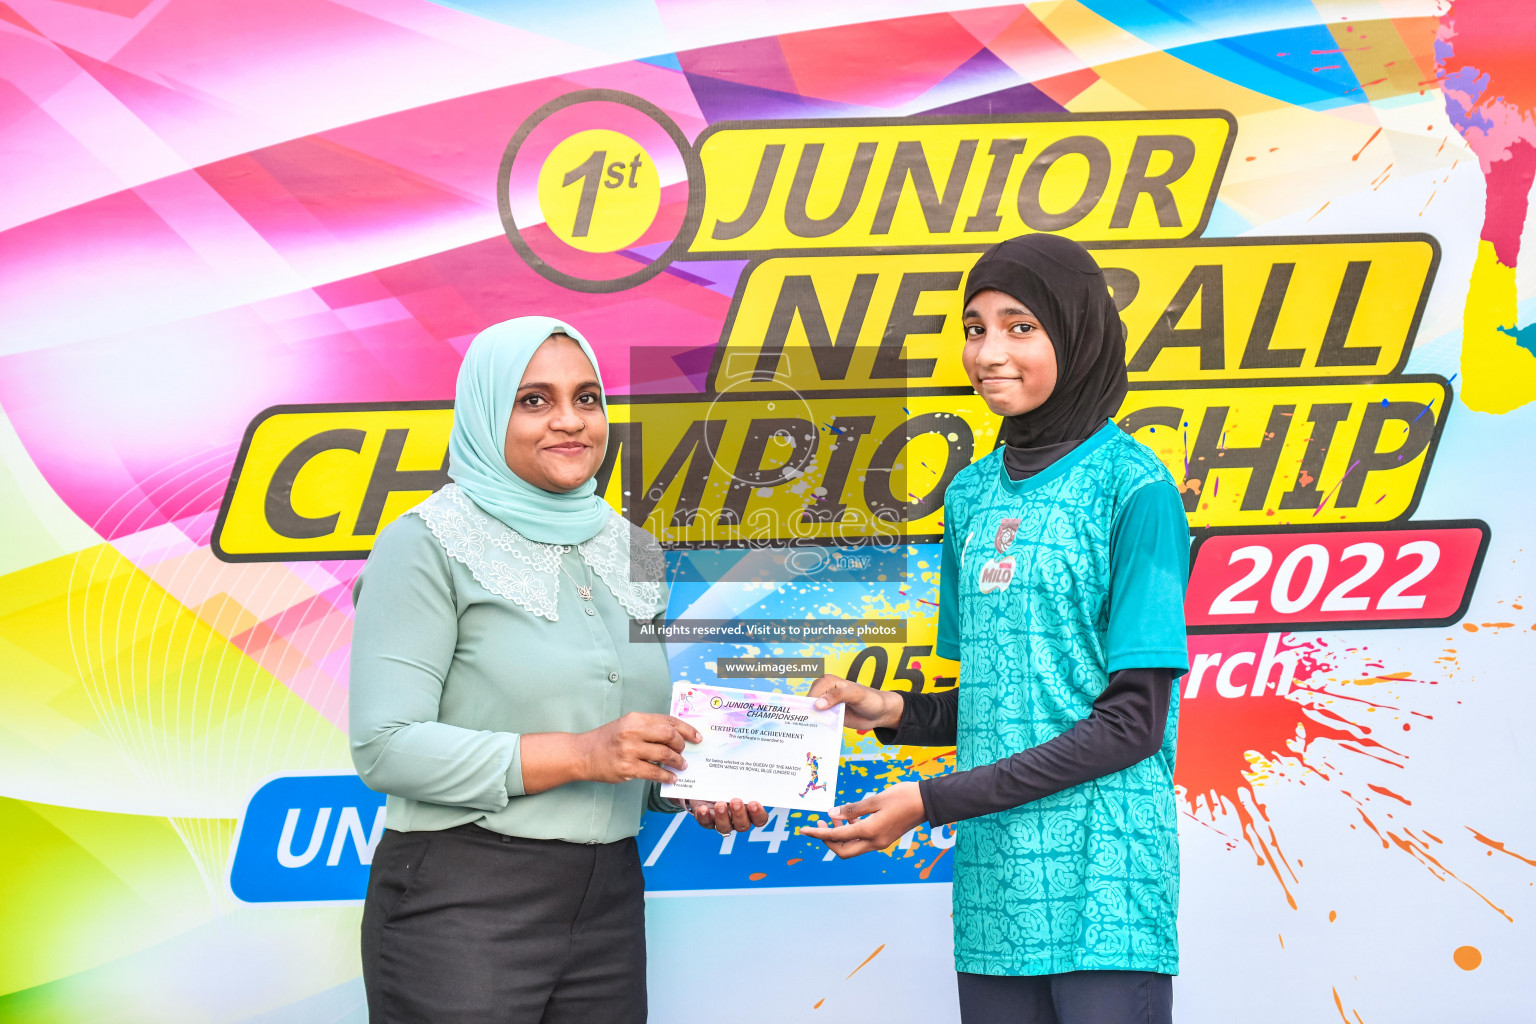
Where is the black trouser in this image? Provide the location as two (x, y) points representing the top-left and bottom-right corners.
(361, 825), (647, 1024)
(958, 970), (1173, 1024)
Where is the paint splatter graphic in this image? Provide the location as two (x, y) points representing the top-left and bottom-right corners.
(1437, 0), (1536, 412)
(1177, 632), (1523, 922)
(1177, 635), (1389, 907)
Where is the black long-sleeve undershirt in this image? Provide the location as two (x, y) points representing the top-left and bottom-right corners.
(873, 668), (1174, 825)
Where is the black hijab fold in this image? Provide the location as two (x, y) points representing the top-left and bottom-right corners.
(963, 234), (1128, 449)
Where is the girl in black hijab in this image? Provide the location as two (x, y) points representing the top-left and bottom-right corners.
(806, 234), (1191, 1024)
(966, 232), (1129, 451)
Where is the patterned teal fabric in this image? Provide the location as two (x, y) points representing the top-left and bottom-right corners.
(937, 422), (1188, 976)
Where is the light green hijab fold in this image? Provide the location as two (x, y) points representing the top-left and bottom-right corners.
(448, 316), (611, 545)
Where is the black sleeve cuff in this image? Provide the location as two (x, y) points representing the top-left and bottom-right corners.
(871, 690), (910, 746)
(875, 687), (960, 747)
(917, 776), (942, 826)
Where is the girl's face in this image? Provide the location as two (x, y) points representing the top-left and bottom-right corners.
(503, 334), (608, 493)
(961, 288), (1059, 418)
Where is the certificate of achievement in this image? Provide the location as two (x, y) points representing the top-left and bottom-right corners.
(660, 683), (845, 812)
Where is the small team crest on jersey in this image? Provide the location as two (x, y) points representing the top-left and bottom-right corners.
(978, 556), (1016, 593)
(994, 518), (1022, 553)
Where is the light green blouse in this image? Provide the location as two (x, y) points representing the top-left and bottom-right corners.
(348, 487), (675, 845)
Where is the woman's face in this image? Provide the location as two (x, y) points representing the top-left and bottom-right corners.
(503, 334), (608, 493)
(961, 288), (1059, 418)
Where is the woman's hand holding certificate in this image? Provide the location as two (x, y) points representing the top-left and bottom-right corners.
(519, 712), (700, 793)
(681, 796), (769, 836)
(579, 712), (700, 784)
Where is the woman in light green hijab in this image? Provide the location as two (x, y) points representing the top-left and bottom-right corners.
(445, 315), (612, 544)
(350, 317), (767, 1023)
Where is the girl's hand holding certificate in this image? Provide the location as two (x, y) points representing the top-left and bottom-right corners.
(797, 673), (929, 858)
(806, 672), (906, 731)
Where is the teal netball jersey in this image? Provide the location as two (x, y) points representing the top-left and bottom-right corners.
(936, 421), (1190, 976)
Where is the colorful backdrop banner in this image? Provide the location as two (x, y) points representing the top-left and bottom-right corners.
(3, 1), (1535, 1021)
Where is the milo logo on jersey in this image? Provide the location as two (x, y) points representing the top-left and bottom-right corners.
(979, 556), (1017, 594)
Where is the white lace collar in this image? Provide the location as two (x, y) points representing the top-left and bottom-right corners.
(411, 483), (666, 622)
